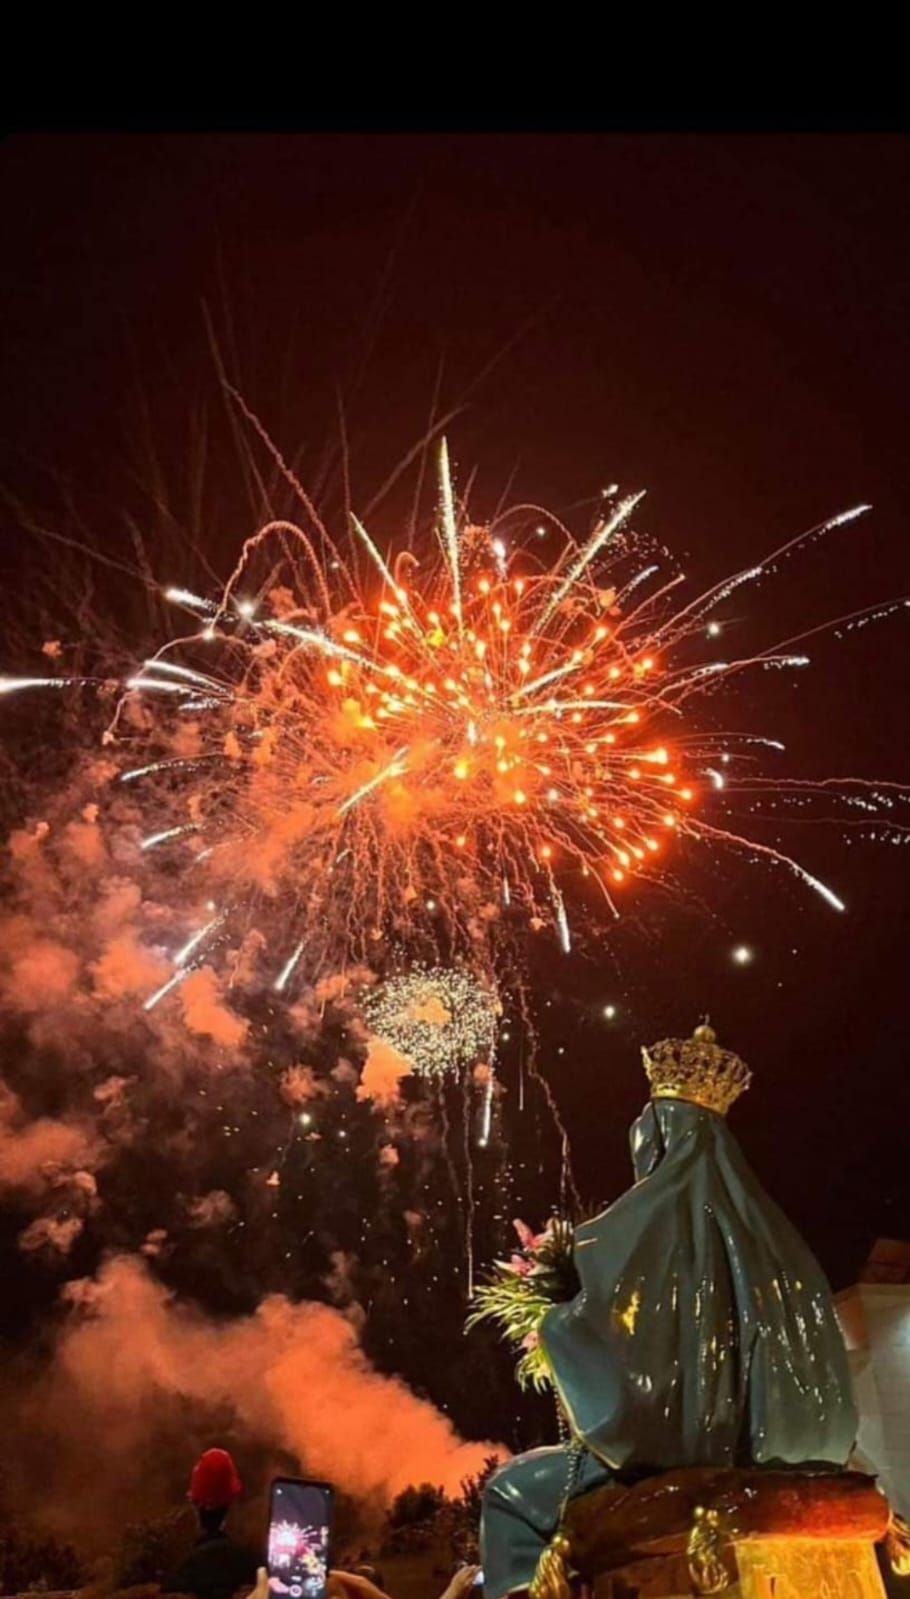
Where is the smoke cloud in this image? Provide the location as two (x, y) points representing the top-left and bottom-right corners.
(1, 1255), (500, 1551)
(0, 1085), (97, 1194)
(356, 1037), (413, 1107)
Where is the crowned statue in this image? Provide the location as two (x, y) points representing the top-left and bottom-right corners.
(477, 1023), (908, 1599)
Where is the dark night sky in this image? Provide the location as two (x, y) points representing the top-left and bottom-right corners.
(2, 131), (910, 1292)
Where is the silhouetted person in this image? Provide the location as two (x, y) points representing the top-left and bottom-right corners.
(167, 1449), (259, 1599)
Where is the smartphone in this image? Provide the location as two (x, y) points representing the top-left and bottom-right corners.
(267, 1477), (333, 1599)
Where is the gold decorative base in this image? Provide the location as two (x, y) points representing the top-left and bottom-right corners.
(734, 1537), (886, 1599)
(592, 1537), (888, 1598)
(566, 1467), (899, 1599)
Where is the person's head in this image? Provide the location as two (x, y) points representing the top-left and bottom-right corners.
(188, 1448), (243, 1534)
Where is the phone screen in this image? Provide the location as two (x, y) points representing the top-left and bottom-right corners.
(267, 1478), (332, 1599)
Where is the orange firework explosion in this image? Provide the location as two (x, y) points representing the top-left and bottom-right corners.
(3, 439), (908, 1003)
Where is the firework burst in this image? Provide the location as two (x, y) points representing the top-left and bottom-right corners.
(362, 965), (500, 1080)
(3, 438), (909, 1001)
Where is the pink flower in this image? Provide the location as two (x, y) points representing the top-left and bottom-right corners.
(507, 1254), (533, 1276)
(521, 1330), (540, 1351)
(513, 1218), (535, 1250)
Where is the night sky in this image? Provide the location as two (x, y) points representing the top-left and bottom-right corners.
(2, 131), (909, 1327)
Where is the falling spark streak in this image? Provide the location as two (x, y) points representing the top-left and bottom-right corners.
(141, 823), (201, 851)
(477, 1072), (494, 1147)
(534, 491), (645, 635)
(274, 941), (305, 992)
(337, 747), (410, 816)
(438, 439), (463, 629)
(511, 659), (580, 702)
(706, 768), (726, 790)
(175, 913), (223, 966)
(144, 966), (193, 1012)
(798, 870), (846, 913)
(139, 658), (227, 692)
(0, 675), (83, 695)
(618, 564), (659, 602)
(826, 504), (872, 529)
(165, 587), (216, 613)
(684, 654), (810, 686)
(121, 756), (220, 783)
(697, 820), (846, 913)
(265, 619), (393, 678)
(127, 676), (194, 697)
(658, 505), (872, 642)
(518, 698), (627, 716)
(552, 885), (571, 953)
(350, 514), (402, 598)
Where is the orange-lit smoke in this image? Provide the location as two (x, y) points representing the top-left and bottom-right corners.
(1, 1255), (500, 1550)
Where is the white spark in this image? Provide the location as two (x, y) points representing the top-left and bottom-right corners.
(478, 1071), (494, 1147)
(792, 865), (845, 912)
(825, 504), (872, 530)
(140, 658), (227, 694)
(140, 823), (201, 852)
(0, 676), (78, 695)
(164, 587), (215, 613)
(438, 438), (463, 628)
(338, 746), (409, 815)
(175, 913), (222, 967)
(274, 941), (305, 992)
(127, 675), (193, 696)
(534, 491), (645, 635)
(552, 884), (572, 953)
(144, 966), (193, 1012)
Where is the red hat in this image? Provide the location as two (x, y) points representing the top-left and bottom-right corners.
(189, 1448), (243, 1509)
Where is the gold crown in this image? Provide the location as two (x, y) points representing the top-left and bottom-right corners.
(641, 1020), (751, 1116)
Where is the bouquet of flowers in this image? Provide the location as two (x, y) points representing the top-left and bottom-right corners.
(466, 1216), (580, 1391)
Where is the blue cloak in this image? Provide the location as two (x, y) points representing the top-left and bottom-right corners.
(482, 1097), (857, 1597)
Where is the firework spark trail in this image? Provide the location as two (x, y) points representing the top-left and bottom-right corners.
(141, 823), (201, 851)
(695, 819), (847, 911)
(275, 941), (306, 992)
(174, 912), (224, 967)
(337, 747), (411, 816)
(143, 966), (193, 1012)
(647, 504), (872, 648)
(438, 439), (464, 633)
(532, 492), (646, 636)
(4, 440), (908, 1006)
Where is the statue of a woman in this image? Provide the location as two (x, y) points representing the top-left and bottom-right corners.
(482, 1023), (857, 1598)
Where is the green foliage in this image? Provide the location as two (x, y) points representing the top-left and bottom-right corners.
(381, 1457), (502, 1563)
(116, 1509), (193, 1588)
(0, 1526), (85, 1594)
(448, 1457), (501, 1562)
(388, 1483), (447, 1532)
(465, 1218), (580, 1391)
